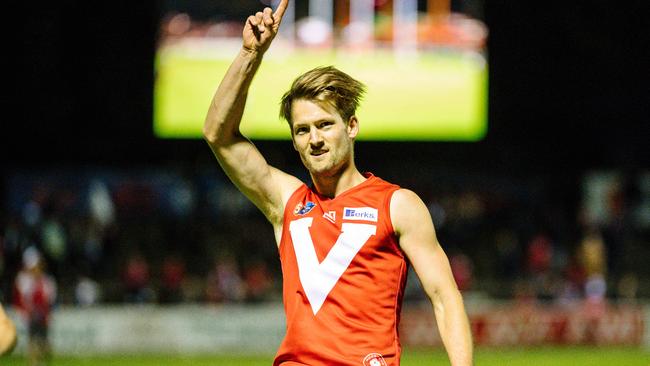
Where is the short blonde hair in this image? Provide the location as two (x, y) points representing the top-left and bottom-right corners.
(280, 66), (366, 126)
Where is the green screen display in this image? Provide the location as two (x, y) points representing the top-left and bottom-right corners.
(154, 41), (487, 141)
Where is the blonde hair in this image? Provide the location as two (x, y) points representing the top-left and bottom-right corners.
(280, 66), (366, 126)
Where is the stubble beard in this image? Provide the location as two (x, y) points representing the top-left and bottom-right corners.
(303, 148), (352, 179)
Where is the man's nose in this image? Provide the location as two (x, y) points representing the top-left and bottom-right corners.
(309, 129), (323, 145)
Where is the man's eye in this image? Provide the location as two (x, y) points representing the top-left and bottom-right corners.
(296, 128), (308, 134)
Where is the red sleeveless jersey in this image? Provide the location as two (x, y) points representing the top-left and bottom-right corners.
(274, 173), (408, 366)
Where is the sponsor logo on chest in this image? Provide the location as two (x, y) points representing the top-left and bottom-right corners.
(293, 201), (316, 216)
(323, 210), (336, 224)
(343, 207), (378, 222)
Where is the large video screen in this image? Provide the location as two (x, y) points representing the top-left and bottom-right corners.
(154, 1), (488, 141)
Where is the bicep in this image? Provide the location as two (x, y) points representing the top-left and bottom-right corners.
(391, 189), (458, 300)
(405, 236), (458, 302)
(209, 135), (302, 224)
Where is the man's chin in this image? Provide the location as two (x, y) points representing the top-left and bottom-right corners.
(306, 163), (336, 177)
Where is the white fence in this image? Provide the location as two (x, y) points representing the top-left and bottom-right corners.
(8, 304), (285, 355)
(6, 301), (649, 356)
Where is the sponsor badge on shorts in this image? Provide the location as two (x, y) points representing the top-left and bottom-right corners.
(363, 353), (387, 366)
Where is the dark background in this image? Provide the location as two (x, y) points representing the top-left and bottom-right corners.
(5, 1), (648, 182)
(2, 0), (649, 302)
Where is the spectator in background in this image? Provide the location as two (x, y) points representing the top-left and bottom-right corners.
(205, 254), (245, 303)
(449, 252), (473, 293)
(525, 232), (555, 301)
(578, 227), (608, 344)
(579, 228), (608, 303)
(159, 255), (186, 304)
(494, 229), (521, 281)
(13, 247), (57, 366)
(616, 272), (638, 303)
(122, 251), (154, 303)
(74, 274), (101, 307)
(526, 233), (553, 275)
(40, 215), (67, 278)
(243, 259), (274, 303)
(556, 254), (585, 306)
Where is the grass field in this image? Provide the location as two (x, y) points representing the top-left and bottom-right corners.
(3, 347), (649, 365)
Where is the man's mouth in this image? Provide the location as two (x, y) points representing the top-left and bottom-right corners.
(310, 150), (328, 157)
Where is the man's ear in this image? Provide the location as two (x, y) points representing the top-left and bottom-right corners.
(347, 116), (359, 139)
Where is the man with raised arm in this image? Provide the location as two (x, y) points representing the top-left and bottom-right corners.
(203, 1), (473, 365)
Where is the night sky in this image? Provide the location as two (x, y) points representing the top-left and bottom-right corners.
(5, 1), (648, 173)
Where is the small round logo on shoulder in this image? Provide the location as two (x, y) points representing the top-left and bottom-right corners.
(363, 353), (387, 366)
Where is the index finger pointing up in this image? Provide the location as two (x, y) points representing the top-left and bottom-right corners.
(273, 0), (289, 22)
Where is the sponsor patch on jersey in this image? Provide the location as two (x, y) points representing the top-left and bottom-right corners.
(294, 201), (316, 216)
(323, 210), (336, 224)
(363, 353), (387, 366)
(343, 207), (378, 222)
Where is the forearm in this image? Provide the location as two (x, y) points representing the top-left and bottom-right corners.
(433, 290), (473, 366)
(203, 48), (263, 145)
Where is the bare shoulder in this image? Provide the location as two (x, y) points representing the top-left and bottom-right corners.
(270, 167), (304, 203)
(390, 188), (433, 236)
(267, 166), (305, 224)
(391, 188), (425, 207)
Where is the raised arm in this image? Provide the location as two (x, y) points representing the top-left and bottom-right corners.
(391, 189), (473, 366)
(0, 304), (17, 356)
(203, 0), (301, 229)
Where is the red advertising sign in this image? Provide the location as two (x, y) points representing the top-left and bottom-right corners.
(400, 301), (644, 346)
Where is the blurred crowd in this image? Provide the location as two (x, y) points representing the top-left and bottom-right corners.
(1, 165), (648, 308)
(158, 0), (487, 51)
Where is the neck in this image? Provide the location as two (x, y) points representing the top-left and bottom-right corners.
(311, 161), (366, 198)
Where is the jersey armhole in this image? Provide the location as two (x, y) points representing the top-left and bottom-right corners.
(383, 186), (404, 257)
(278, 184), (308, 253)
(282, 184), (309, 218)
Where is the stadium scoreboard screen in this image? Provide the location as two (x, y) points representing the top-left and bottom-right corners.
(154, 3), (488, 141)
